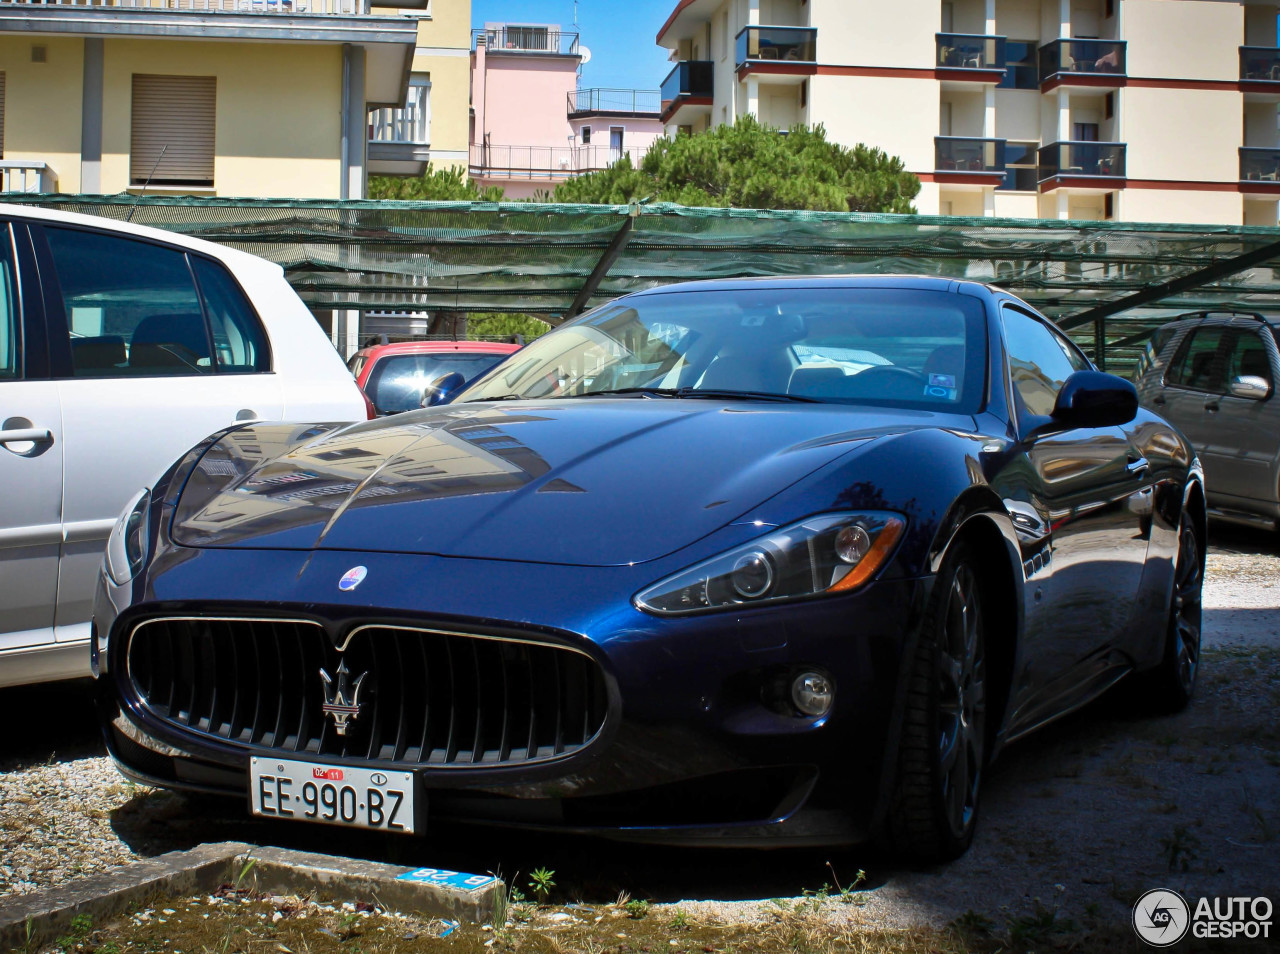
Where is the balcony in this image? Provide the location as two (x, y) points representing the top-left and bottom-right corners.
(935, 137), (1005, 175)
(936, 33), (1006, 75)
(735, 26), (817, 70)
(1038, 141), (1126, 182)
(660, 61), (714, 122)
(568, 88), (661, 118)
(368, 78), (429, 175)
(474, 27), (579, 56)
(469, 142), (656, 180)
(1038, 39), (1126, 87)
(0, 0), (374, 12)
(0, 160), (56, 193)
(1240, 147), (1280, 192)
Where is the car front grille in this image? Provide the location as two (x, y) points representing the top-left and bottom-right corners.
(125, 617), (608, 767)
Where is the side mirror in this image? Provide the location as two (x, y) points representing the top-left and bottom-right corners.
(1228, 374), (1271, 401)
(1050, 370), (1139, 429)
(421, 371), (467, 408)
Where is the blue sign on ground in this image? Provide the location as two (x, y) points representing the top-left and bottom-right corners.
(397, 867), (498, 891)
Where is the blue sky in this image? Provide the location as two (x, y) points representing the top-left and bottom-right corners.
(474, 0), (675, 90)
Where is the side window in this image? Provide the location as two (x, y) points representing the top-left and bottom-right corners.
(1224, 330), (1273, 390)
(1001, 307), (1082, 421)
(0, 229), (18, 380)
(44, 226), (210, 377)
(190, 257), (270, 373)
(1165, 327), (1226, 392)
(1049, 326), (1091, 373)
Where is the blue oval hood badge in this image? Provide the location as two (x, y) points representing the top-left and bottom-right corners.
(338, 566), (368, 591)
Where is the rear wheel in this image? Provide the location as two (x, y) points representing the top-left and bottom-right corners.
(884, 542), (987, 862)
(1139, 514), (1203, 713)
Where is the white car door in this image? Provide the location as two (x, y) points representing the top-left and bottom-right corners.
(36, 223), (284, 637)
(0, 224), (65, 661)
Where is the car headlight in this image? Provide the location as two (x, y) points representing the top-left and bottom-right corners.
(105, 488), (151, 586)
(634, 512), (905, 616)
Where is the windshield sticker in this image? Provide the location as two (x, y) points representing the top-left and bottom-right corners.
(925, 385), (958, 401)
(928, 373), (957, 389)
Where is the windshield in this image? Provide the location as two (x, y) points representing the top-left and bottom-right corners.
(367, 352), (510, 414)
(457, 287), (988, 412)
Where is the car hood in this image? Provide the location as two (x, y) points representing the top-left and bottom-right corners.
(171, 399), (960, 566)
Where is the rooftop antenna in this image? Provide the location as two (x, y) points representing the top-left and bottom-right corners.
(127, 144), (167, 223)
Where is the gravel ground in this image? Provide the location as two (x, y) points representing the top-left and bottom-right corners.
(2, 524), (1278, 938)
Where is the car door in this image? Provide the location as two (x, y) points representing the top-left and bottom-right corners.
(997, 305), (1150, 726)
(0, 221), (65, 655)
(1204, 323), (1280, 506)
(1156, 323), (1228, 468)
(33, 222), (284, 639)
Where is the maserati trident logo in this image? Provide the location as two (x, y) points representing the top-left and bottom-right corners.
(319, 659), (367, 736)
(338, 566), (368, 591)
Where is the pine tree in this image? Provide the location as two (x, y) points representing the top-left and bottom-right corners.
(369, 164), (506, 201)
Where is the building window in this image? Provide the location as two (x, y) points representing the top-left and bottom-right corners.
(999, 141), (1039, 191)
(998, 41), (1038, 90)
(800, 80), (807, 108)
(1105, 0), (1115, 17)
(131, 74), (216, 187)
(581, 126), (591, 144)
(1104, 192), (1114, 219)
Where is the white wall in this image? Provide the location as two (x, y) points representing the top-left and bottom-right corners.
(1122, 87), (1242, 181)
(1122, 0), (1242, 81)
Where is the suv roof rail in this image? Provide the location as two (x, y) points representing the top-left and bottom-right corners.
(1174, 310), (1271, 324)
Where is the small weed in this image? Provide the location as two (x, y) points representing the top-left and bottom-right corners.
(1161, 824), (1202, 872)
(624, 899), (650, 920)
(799, 883), (830, 913)
(528, 867), (556, 905)
(950, 909), (996, 936)
(825, 862), (868, 905)
(54, 912), (93, 952)
(669, 908), (691, 929)
(1007, 900), (1077, 946)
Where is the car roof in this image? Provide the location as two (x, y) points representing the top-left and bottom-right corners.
(0, 201), (279, 274)
(354, 340), (522, 359)
(626, 274), (976, 297)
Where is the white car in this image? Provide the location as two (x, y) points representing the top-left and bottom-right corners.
(0, 204), (367, 688)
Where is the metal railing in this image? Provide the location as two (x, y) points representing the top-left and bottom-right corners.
(1, 0), (370, 12)
(473, 27), (579, 55)
(568, 88), (661, 115)
(1038, 39), (1126, 82)
(735, 26), (817, 68)
(660, 61), (713, 113)
(1240, 147), (1280, 181)
(0, 160), (55, 193)
(1240, 46), (1280, 81)
(935, 137), (1005, 173)
(469, 141), (655, 179)
(1038, 141), (1126, 179)
(936, 33), (1006, 70)
(369, 80), (429, 145)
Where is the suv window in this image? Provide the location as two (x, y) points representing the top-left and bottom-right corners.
(1166, 327), (1226, 392)
(1001, 306), (1083, 421)
(45, 226), (211, 377)
(191, 257), (270, 373)
(0, 230), (17, 380)
(1224, 330), (1273, 390)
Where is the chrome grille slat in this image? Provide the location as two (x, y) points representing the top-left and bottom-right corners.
(125, 617), (607, 768)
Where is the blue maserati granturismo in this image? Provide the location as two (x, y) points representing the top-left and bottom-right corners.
(94, 277), (1204, 861)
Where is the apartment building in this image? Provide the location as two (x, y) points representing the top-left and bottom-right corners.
(657, 0), (1280, 225)
(0, 0), (471, 198)
(470, 22), (664, 198)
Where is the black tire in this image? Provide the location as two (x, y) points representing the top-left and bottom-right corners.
(1138, 514), (1203, 713)
(884, 541), (988, 863)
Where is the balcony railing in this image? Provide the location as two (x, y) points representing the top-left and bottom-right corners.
(473, 27), (579, 55)
(660, 61), (714, 114)
(935, 137), (1005, 173)
(0, 160), (55, 193)
(1038, 39), (1126, 83)
(1241, 47), (1280, 82)
(568, 88), (661, 116)
(936, 33), (1006, 71)
(470, 142), (656, 179)
(1038, 141), (1126, 179)
(735, 26), (816, 68)
(1240, 147), (1280, 181)
(369, 80), (429, 145)
(1, 0), (369, 12)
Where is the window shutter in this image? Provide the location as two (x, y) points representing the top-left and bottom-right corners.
(131, 75), (215, 186)
(0, 73), (7, 158)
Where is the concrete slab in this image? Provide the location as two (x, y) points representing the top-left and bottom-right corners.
(0, 843), (504, 950)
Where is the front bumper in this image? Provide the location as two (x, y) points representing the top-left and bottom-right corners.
(97, 544), (930, 845)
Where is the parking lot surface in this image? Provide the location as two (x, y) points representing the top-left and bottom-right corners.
(2, 525), (1278, 937)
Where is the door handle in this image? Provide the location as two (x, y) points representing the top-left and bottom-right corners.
(1204, 398), (1220, 411)
(0, 427), (53, 445)
(1126, 456), (1150, 476)
(1151, 395), (1166, 406)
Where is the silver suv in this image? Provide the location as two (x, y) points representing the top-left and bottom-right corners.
(1133, 312), (1279, 529)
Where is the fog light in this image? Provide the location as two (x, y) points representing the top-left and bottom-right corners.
(791, 671), (834, 717)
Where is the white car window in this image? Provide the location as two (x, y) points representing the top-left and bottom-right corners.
(0, 241), (15, 379)
(191, 256), (271, 373)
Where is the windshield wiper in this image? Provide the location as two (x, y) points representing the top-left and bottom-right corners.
(673, 388), (821, 403)
(577, 387), (680, 398)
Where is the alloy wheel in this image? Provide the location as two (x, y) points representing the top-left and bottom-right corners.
(1170, 519), (1203, 695)
(936, 564), (986, 839)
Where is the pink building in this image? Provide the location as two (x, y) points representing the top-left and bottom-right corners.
(470, 23), (665, 199)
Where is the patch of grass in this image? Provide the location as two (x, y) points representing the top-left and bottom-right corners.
(623, 899), (650, 920)
(1006, 901), (1077, 947)
(1161, 823), (1202, 872)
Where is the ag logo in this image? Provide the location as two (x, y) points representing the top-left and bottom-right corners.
(338, 566), (368, 592)
(1133, 889), (1190, 946)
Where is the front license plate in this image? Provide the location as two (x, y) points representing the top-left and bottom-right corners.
(250, 757), (416, 834)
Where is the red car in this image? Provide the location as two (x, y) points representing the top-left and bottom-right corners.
(348, 340), (521, 415)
